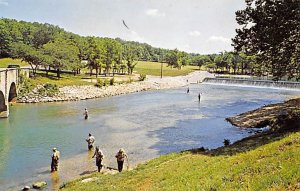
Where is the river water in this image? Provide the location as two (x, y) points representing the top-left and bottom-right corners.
(0, 84), (299, 190)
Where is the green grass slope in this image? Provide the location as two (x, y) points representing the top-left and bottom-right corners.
(135, 61), (199, 76)
(61, 128), (300, 191)
(0, 58), (29, 68)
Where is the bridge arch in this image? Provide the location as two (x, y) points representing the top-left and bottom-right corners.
(0, 91), (7, 116)
(0, 68), (24, 117)
(8, 82), (17, 102)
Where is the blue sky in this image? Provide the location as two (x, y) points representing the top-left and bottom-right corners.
(0, 0), (246, 54)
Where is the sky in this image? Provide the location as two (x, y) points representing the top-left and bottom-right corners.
(0, 0), (246, 54)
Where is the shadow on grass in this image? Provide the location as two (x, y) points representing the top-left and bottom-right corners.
(80, 170), (97, 176)
(189, 126), (300, 156)
(33, 72), (61, 80)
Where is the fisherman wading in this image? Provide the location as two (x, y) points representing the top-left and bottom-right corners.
(115, 148), (128, 172)
(86, 133), (95, 150)
(51, 148), (60, 172)
(92, 146), (104, 172)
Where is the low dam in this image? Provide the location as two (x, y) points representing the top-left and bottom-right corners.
(203, 77), (300, 89)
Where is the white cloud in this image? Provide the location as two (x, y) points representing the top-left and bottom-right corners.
(0, 0), (8, 6)
(129, 30), (145, 42)
(208, 35), (231, 43)
(188, 30), (201, 37)
(145, 9), (165, 17)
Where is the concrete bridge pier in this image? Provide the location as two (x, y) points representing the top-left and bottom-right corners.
(0, 69), (19, 118)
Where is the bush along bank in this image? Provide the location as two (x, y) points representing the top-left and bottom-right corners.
(18, 81), (60, 103)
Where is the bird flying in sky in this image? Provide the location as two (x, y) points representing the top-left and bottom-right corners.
(122, 20), (130, 30)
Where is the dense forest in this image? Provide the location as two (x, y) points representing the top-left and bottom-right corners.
(1, 0), (300, 82)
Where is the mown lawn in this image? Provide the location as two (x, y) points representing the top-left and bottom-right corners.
(29, 72), (94, 87)
(0, 58), (127, 87)
(1, 58), (199, 87)
(0, 58), (29, 68)
(61, 129), (300, 191)
(135, 61), (199, 76)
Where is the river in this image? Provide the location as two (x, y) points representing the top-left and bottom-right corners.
(0, 84), (299, 190)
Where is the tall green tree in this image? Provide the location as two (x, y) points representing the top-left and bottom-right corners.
(123, 44), (139, 74)
(191, 55), (209, 70)
(166, 49), (192, 69)
(10, 42), (48, 75)
(43, 38), (80, 78)
(86, 37), (102, 76)
(32, 23), (57, 48)
(101, 38), (122, 76)
(0, 19), (12, 58)
(233, 0), (300, 80)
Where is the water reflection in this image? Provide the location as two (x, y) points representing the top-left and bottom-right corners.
(50, 171), (60, 191)
(87, 149), (94, 171)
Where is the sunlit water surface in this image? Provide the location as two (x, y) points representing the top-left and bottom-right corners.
(0, 84), (299, 190)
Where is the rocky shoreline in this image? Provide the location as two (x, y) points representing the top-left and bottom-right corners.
(226, 97), (300, 129)
(17, 71), (213, 103)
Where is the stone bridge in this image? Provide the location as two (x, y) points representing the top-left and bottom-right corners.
(0, 68), (29, 118)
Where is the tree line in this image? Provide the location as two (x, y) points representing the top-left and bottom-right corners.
(0, 18), (267, 79)
(0, 18), (193, 78)
(2, 3), (298, 82)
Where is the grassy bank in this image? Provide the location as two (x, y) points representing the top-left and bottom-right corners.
(29, 72), (94, 87)
(61, 127), (300, 190)
(0, 58), (199, 77)
(1, 58), (198, 88)
(135, 61), (199, 76)
(0, 58), (29, 68)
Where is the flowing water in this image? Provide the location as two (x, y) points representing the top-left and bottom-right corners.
(0, 84), (299, 190)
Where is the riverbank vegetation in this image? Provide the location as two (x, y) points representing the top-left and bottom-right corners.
(0, 58), (29, 68)
(61, 117), (300, 190)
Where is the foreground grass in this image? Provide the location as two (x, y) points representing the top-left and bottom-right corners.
(61, 129), (300, 191)
(0, 58), (29, 68)
(135, 61), (199, 76)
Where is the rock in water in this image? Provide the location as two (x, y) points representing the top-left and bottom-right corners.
(23, 186), (30, 190)
(32, 181), (47, 189)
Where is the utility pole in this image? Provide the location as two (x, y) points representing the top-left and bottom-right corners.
(159, 54), (163, 79)
(160, 62), (163, 79)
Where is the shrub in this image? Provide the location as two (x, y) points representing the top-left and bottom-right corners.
(110, 77), (115, 85)
(44, 83), (58, 91)
(18, 77), (35, 96)
(95, 78), (104, 88)
(138, 74), (146, 81)
(104, 79), (110, 86)
(223, 139), (231, 146)
(36, 83), (59, 96)
(43, 83), (58, 96)
(128, 77), (133, 83)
